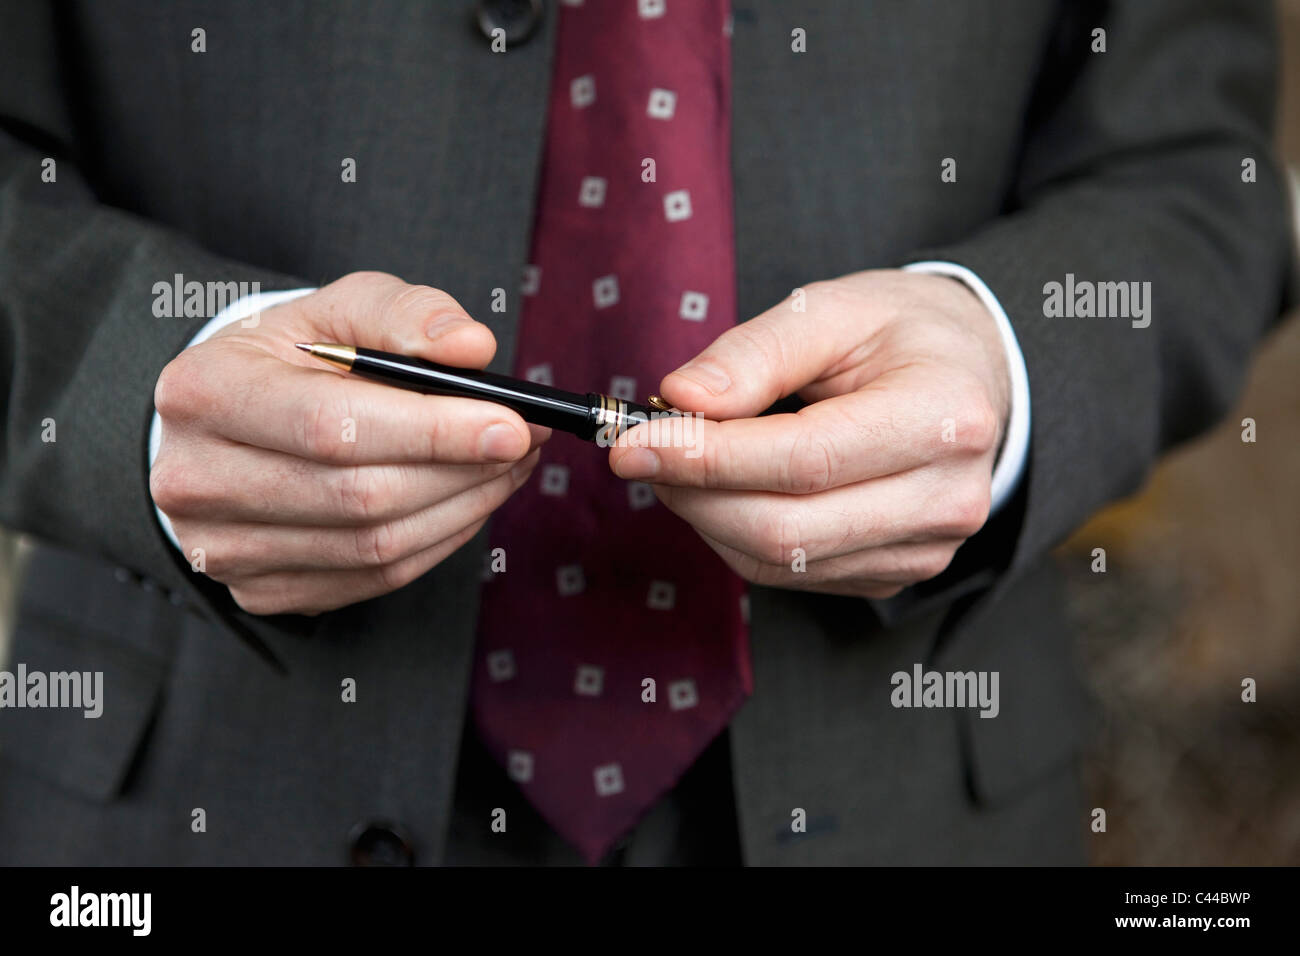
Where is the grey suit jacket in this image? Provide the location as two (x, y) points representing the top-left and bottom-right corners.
(0, 1), (1291, 864)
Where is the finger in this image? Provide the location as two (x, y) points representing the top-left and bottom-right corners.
(152, 432), (539, 525)
(168, 344), (536, 465)
(650, 466), (989, 566)
(227, 517), (490, 617)
(695, 530), (949, 599)
(181, 450), (538, 576)
(657, 280), (890, 419)
(610, 364), (994, 492)
(249, 272), (500, 371)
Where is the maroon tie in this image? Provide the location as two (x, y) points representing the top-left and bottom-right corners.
(471, 0), (750, 863)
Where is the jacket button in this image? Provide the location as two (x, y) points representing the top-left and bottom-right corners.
(349, 821), (415, 866)
(474, 0), (544, 47)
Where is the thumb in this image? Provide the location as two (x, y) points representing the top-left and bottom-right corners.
(659, 284), (872, 419)
(298, 271), (498, 370)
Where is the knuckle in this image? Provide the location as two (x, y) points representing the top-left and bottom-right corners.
(228, 584), (284, 617)
(784, 430), (837, 494)
(379, 519), (480, 593)
(697, 432), (730, 489)
(915, 548), (957, 582)
(301, 396), (355, 463)
(153, 354), (205, 421)
(960, 400), (1001, 454)
(384, 283), (460, 326)
(192, 535), (236, 578)
(754, 506), (798, 567)
(410, 414), (445, 460)
(944, 488), (992, 537)
(373, 561), (411, 596)
(803, 278), (860, 314)
(149, 459), (198, 515)
(738, 316), (791, 372)
(169, 524), (203, 568)
(948, 383), (1001, 454)
(353, 520), (403, 568)
(335, 467), (387, 522)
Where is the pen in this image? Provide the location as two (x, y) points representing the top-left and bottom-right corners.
(296, 343), (679, 444)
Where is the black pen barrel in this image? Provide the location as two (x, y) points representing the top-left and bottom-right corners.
(309, 345), (674, 442)
(351, 347), (593, 434)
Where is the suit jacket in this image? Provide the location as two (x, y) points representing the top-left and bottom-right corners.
(0, 0), (1291, 864)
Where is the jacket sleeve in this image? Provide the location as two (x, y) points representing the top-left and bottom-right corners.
(0, 4), (309, 663)
(875, 0), (1295, 624)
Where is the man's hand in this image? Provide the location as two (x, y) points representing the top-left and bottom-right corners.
(608, 269), (1011, 599)
(151, 271), (547, 615)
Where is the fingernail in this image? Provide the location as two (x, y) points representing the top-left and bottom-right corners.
(672, 360), (730, 395)
(426, 313), (466, 340)
(615, 448), (660, 479)
(479, 423), (524, 462)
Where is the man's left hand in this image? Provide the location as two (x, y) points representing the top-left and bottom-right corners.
(607, 269), (1011, 599)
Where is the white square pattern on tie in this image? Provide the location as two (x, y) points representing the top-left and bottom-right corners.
(557, 565), (586, 596)
(647, 88), (677, 120)
(574, 665), (604, 696)
(579, 176), (607, 207)
(680, 290), (709, 321)
(592, 274), (620, 309)
(507, 750), (535, 782)
(486, 650), (516, 682)
(647, 580), (676, 610)
(540, 464), (570, 496)
(525, 362), (554, 385)
(663, 189), (692, 222)
(609, 375), (637, 400)
(570, 74), (596, 108)
(668, 679), (699, 711)
(628, 481), (657, 510)
(594, 763), (625, 796)
(520, 264), (541, 295)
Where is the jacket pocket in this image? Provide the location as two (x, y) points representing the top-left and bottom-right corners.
(935, 556), (1094, 807)
(1, 550), (172, 803)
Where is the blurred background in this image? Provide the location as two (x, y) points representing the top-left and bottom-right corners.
(2, 5), (1298, 865)
(1067, 1), (1300, 864)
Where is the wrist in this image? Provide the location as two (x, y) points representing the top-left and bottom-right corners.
(899, 261), (1030, 514)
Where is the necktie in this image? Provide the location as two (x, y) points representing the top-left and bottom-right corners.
(471, 0), (750, 863)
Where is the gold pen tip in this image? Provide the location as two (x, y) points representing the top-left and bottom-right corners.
(297, 342), (357, 372)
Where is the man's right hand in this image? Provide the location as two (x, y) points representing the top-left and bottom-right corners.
(150, 271), (546, 616)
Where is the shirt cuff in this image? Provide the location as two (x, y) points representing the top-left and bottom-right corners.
(148, 288), (317, 552)
(902, 261), (1031, 515)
